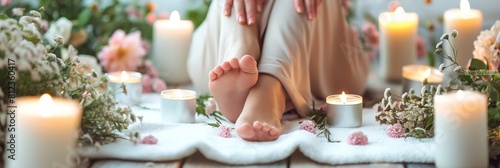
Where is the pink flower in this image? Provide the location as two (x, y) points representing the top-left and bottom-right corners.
(151, 78), (167, 93)
(125, 7), (142, 18)
(217, 125), (231, 138)
(387, 123), (405, 138)
(299, 120), (316, 134)
(388, 1), (400, 12)
(362, 21), (379, 46)
(416, 36), (426, 58)
(144, 60), (158, 78)
(1, 0), (11, 6)
(347, 131), (368, 145)
(98, 30), (146, 72)
(139, 135), (158, 144)
(142, 75), (153, 93)
(320, 103), (327, 111)
(146, 12), (156, 25)
(142, 40), (151, 56)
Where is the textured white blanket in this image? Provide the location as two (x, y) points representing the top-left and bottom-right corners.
(78, 94), (435, 165)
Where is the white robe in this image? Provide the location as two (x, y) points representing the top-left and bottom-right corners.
(187, 0), (369, 117)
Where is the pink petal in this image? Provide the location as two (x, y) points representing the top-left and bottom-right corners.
(109, 30), (126, 46)
(139, 135), (158, 144)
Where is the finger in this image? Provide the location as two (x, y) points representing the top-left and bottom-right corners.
(244, 0), (257, 25)
(256, 0), (262, 12)
(224, 0), (233, 16)
(234, 0), (247, 24)
(305, 0), (314, 20)
(312, 0), (317, 19)
(294, 0), (304, 13)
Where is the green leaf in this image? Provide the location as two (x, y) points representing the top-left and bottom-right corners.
(427, 51), (435, 67)
(77, 9), (91, 27)
(0, 13), (7, 20)
(469, 58), (487, 70)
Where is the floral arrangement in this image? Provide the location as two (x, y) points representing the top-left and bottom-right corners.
(376, 20), (500, 158)
(0, 8), (140, 164)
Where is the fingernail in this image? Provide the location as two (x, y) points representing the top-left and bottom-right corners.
(297, 7), (302, 13)
(257, 5), (262, 12)
(308, 14), (313, 20)
(224, 10), (229, 16)
(238, 16), (245, 23)
(248, 18), (254, 25)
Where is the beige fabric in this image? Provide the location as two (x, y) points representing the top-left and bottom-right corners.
(187, 0), (369, 117)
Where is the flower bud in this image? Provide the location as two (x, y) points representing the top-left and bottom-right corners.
(438, 63), (445, 72)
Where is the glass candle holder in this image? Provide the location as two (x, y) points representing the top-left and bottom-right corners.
(402, 65), (443, 95)
(326, 92), (363, 127)
(160, 89), (197, 123)
(107, 71), (142, 106)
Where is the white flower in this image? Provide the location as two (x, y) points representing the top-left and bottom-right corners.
(438, 63), (445, 72)
(29, 10), (41, 18)
(384, 88), (391, 99)
(435, 84), (442, 95)
(440, 33), (449, 40)
(453, 66), (462, 73)
(436, 41), (443, 49)
(12, 8), (23, 16)
(205, 98), (217, 115)
(30, 70), (41, 81)
(75, 55), (102, 77)
(421, 86), (426, 95)
(44, 17), (72, 45)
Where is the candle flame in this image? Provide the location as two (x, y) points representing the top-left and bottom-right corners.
(170, 10), (180, 21)
(340, 91), (347, 104)
(460, 0), (471, 14)
(423, 68), (431, 79)
(456, 90), (464, 100)
(395, 7), (405, 15)
(38, 93), (54, 117)
(121, 71), (129, 83)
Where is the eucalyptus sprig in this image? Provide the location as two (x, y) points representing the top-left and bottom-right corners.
(307, 102), (338, 143)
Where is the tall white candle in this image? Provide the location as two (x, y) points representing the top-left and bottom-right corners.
(152, 10), (194, 84)
(434, 90), (488, 168)
(378, 7), (418, 81)
(6, 94), (82, 168)
(443, 0), (483, 68)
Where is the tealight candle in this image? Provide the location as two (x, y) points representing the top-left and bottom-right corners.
(6, 94), (82, 168)
(402, 65), (443, 94)
(152, 10), (194, 84)
(443, 0), (483, 69)
(160, 89), (197, 123)
(107, 71), (142, 106)
(434, 90), (487, 168)
(378, 7), (418, 81)
(326, 92), (363, 127)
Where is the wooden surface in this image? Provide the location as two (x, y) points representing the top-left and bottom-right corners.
(90, 150), (437, 168)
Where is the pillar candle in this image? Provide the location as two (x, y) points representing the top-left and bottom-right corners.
(443, 0), (483, 69)
(378, 7), (418, 81)
(434, 90), (488, 168)
(6, 94), (82, 168)
(152, 10), (194, 84)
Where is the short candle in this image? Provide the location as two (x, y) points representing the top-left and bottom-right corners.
(160, 89), (197, 123)
(6, 94), (82, 168)
(107, 71), (142, 105)
(326, 92), (363, 127)
(402, 64), (443, 94)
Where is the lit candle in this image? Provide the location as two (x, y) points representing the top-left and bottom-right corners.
(152, 10), (194, 84)
(434, 90), (488, 168)
(326, 92), (363, 127)
(6, 94), (81, 168)
(443, 0), (483, 68)
(160, 89), (197, 123)
(402, 64), (444, 94)
(378, 7), (418, 81)
(107, 71), (142, 105)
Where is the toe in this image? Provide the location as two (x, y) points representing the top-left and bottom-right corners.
(221, 61), (231, 71)
(229, 58), (239, 68)
(214, 66), (224, 77)
(268, 127), (279, 136)
(236, 123), (256, 140)
(262, 123), (271, 132)
(239, 55), (258, 74)
(209, 70), (218, 81)
(253, 121), (263, 130)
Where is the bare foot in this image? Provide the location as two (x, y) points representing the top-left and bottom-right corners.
(209, 55), (258, 122)
(236, 74), (286, 141)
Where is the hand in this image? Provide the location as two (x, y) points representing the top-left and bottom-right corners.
(294, 0), (323, 20)
(224, 0), (266, 25)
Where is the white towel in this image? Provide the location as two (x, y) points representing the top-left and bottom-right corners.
(78, 94), (434, 165)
